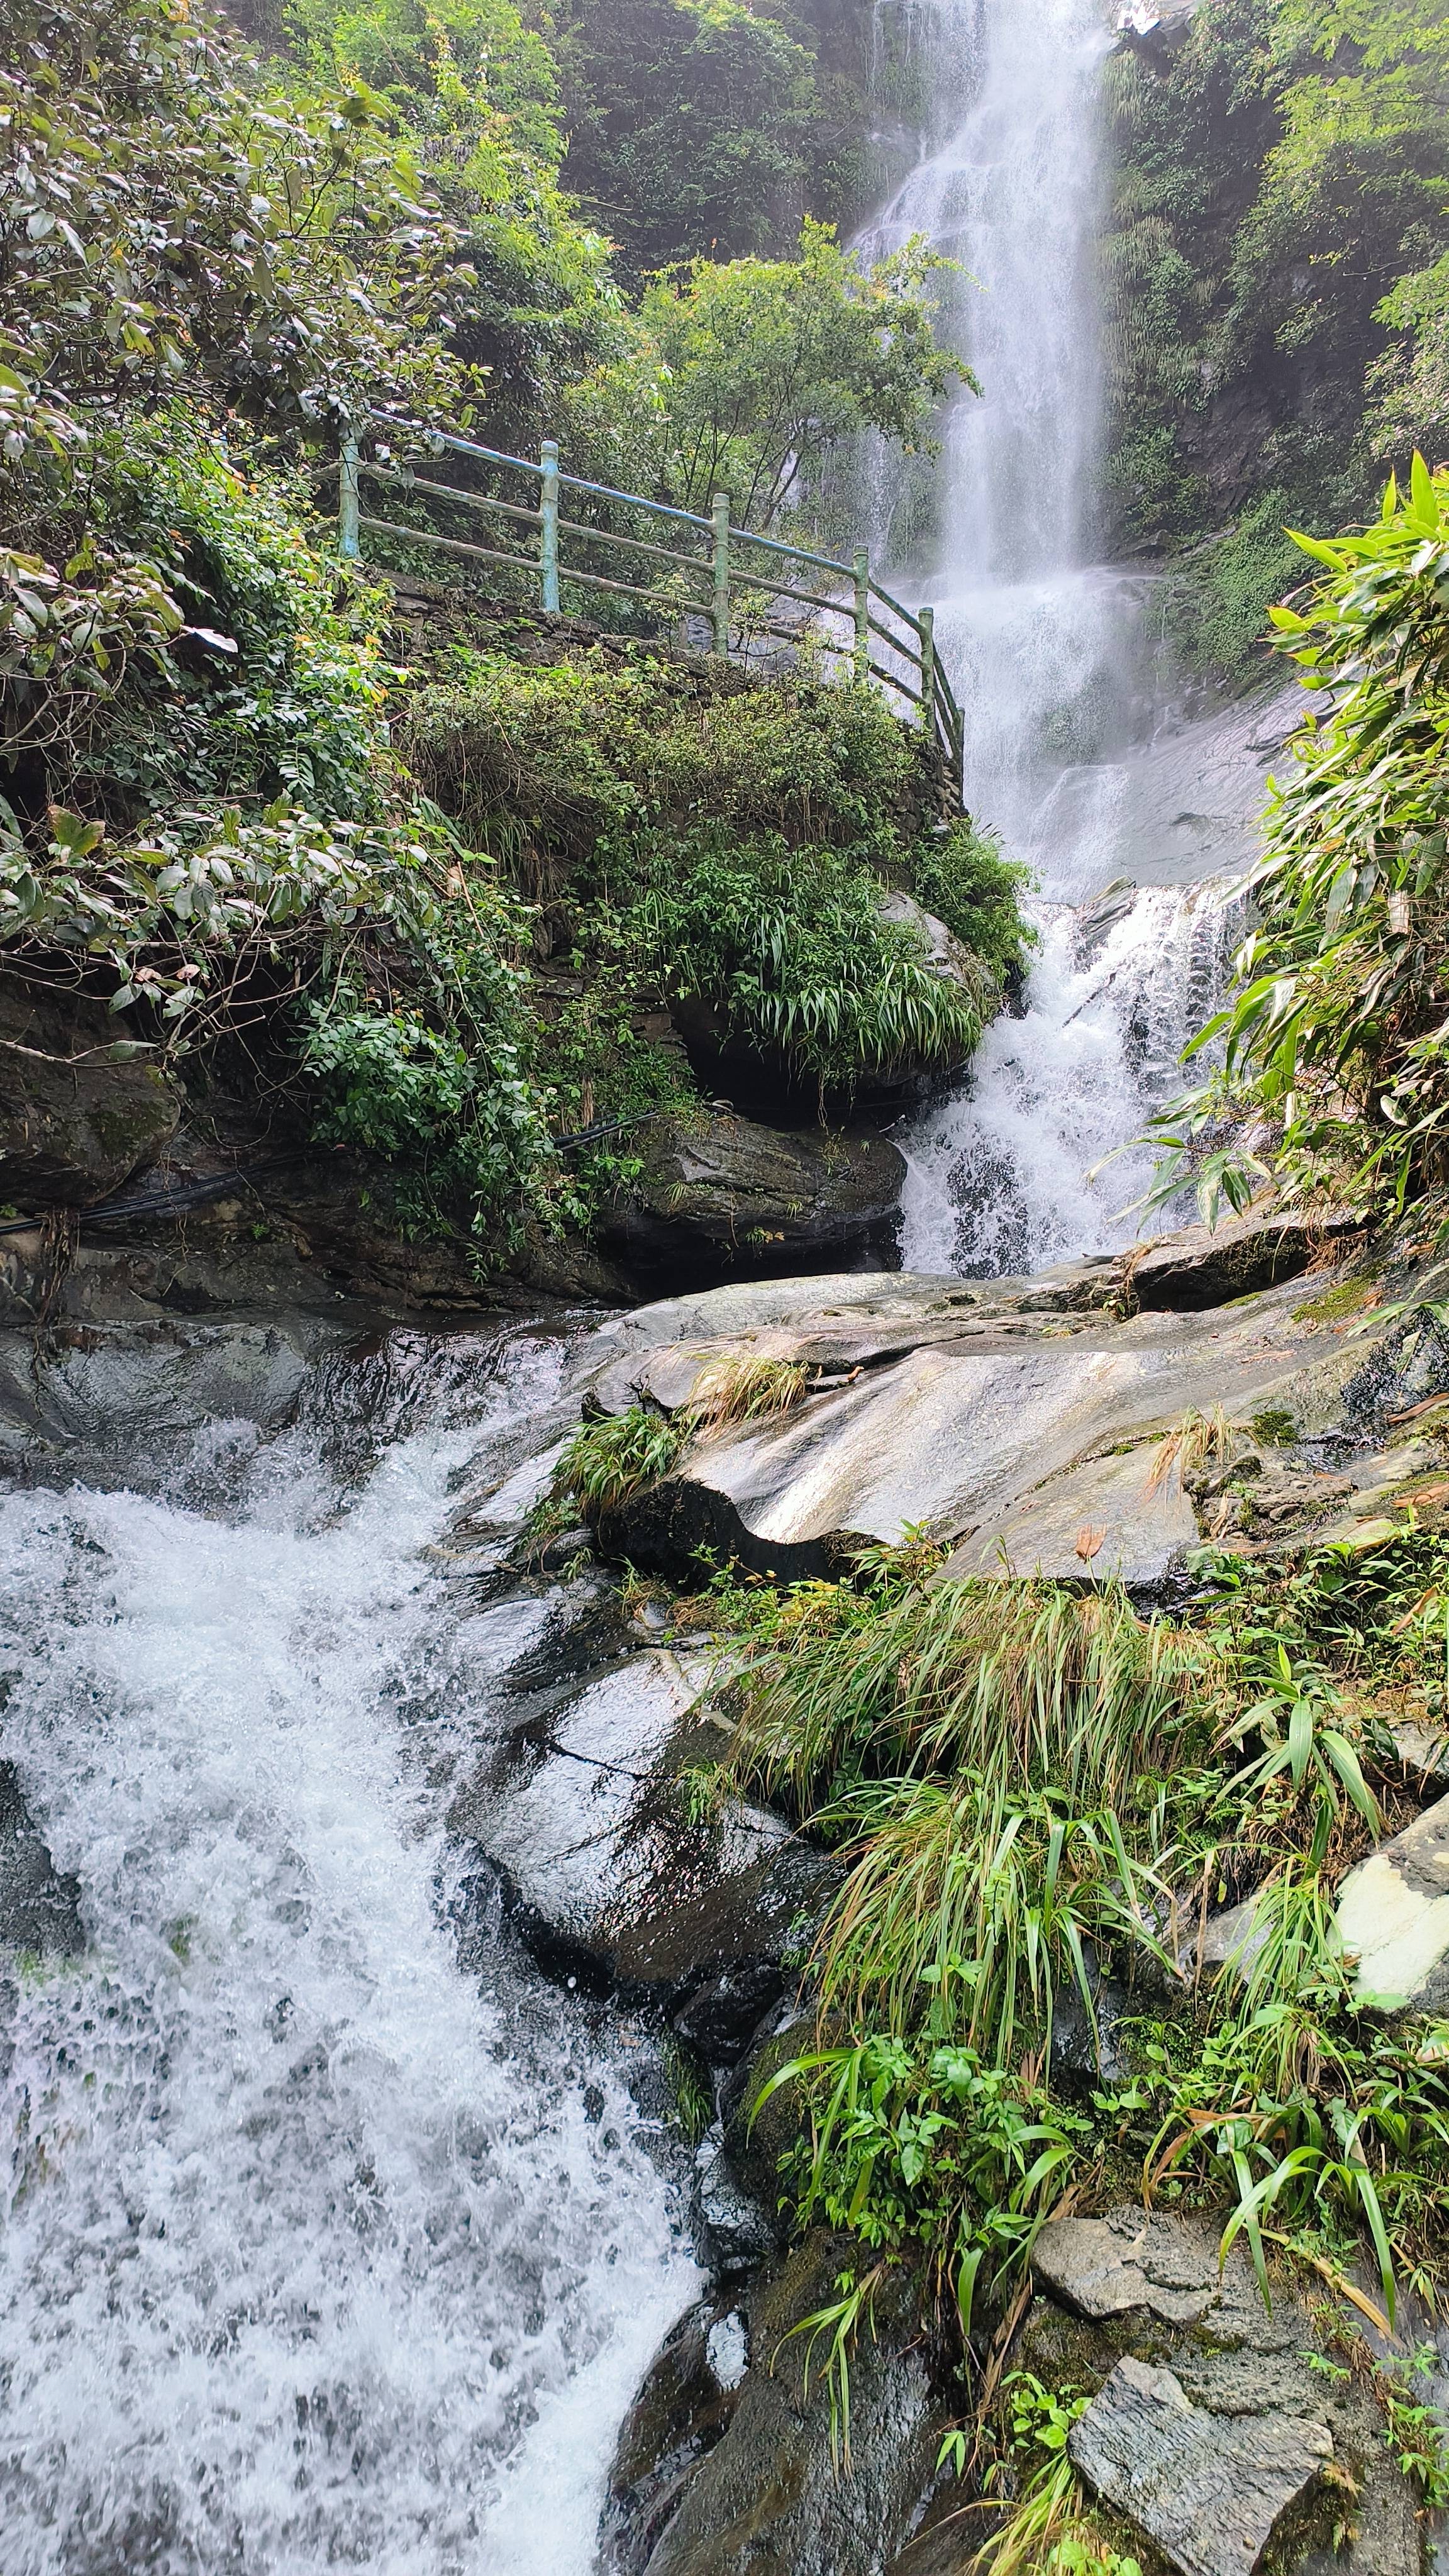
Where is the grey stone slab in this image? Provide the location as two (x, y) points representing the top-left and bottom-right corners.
(947, 1440), (1198, 1587)
(1031, 2209), (1221, 2326)
(1069, 2353), (1332, 2576)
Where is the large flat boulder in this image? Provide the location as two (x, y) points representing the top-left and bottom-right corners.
(605, 1287), (1329, 1583)
(943, 1440), (1198, 1585)
(1124, 1208), (1361, 1311)
(596, 1111), (905, 1284)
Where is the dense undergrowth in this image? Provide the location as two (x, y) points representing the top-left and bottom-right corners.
(1103, 0), (1449, 686)
(0, 0), (1019, 1263)
(677, 1516), (1449, 2560)
(1148, 457), (1449, 1230)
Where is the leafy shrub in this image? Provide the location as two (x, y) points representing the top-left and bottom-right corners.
(647, 834), (989, 1095)
(1148, 457), (1449, 1222)
(297, 992), (553, 1246)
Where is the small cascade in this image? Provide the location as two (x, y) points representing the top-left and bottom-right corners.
(899, 880), (1238, 1275)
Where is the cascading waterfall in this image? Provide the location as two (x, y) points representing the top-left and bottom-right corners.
(863, 0), (1250, 1272)
(0, 1331), (699, 2576)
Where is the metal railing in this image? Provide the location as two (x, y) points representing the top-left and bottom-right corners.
(337, 419), (965, 800)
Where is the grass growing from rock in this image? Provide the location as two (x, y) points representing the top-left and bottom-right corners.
(694, 1531), (1449, 2505)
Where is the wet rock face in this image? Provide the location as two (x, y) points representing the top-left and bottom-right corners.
(584, 1263), (1365, 1588)
(601, 2294), (753, 2576)
(0, 1038), (180, 1204)
(598, 1111), (906, 1287)
(452, 1645), (840, 2016)
(0, 1762), (84, 1957)
(616, 2233), (940, 2576)
(1123, 1209), (1362, 1311)
(1023, 2208), (1424, 2576)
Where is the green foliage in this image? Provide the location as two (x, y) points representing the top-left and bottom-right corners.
(1372, 250), (1449, 458)
(554, 0), (819, 279)
(1163, 491), (1307, 689)
(286, 0), (620, 447)
(1380, 2360), (1449, 2504)
(647, 836), (987, 1096)
(1146, 459), (1449, 1223)
(713, 1514), (1449, 2380)
(1101, 0), (1449, 672)
(755, 2031), (1088, 2318)
(296, 985), (552, 1247)
(567, 219), (968, 531)
(1, 0), (472, 436)
(404, 645), (1026, 1104)
(547, 1404), (689, 1518)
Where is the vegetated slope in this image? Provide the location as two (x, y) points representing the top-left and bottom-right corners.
(1102, 0), (1449, 686)
(0, 0), (1023, 1284)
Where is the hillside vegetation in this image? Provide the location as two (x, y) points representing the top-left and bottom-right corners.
(0, 0), (1019, 1272)
(1104, 0), (1449, 680)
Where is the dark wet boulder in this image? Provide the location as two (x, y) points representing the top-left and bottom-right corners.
(602, 2294), (753, 2575)
(597, 1109), (905, 1287)
(451, 1646), (840, 2017)
(1122, 1209), (1362, 1312)
(625, 2232), (940, 2576)
(0, 1037), (180, 1205)
(0, 1763), (84, 1957)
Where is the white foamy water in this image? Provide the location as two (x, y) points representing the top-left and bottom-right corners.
(0, 1330), (698, 2576)
(900, 882), (1236, 1274)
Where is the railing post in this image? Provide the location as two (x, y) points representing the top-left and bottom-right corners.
(540, 439), (560, 613)
(853, 549), (870, 680)
(919, 604), (936, 741)
(712, 494), (731, 657)
(338, 431), (360, 561)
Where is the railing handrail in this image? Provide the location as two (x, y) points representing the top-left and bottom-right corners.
(339, 418), (965, 801)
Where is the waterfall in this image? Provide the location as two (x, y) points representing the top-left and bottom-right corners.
(863, 0), (1268, 1272)
(0, 1331), (699, 2576)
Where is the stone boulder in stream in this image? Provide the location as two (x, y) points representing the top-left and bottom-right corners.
(451, 1642), (838, 2024)
(597, 1108), (905, 1285)
(572, 1226), (1391, 1589)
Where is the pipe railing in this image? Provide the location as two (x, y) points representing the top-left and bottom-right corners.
(337, 419), (965, 800)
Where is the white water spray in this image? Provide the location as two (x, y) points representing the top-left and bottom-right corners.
(0, 1334), (699, 2576)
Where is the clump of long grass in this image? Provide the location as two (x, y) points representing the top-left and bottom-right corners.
(730, 1575), (1215, 1813)
(816, 1777), (1169, 2061)
(546, 1403), (689, 1518)
(685, 1350), (810, 1432)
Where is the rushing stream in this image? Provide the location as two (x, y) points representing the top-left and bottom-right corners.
(0, 1330), (699, 2575)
